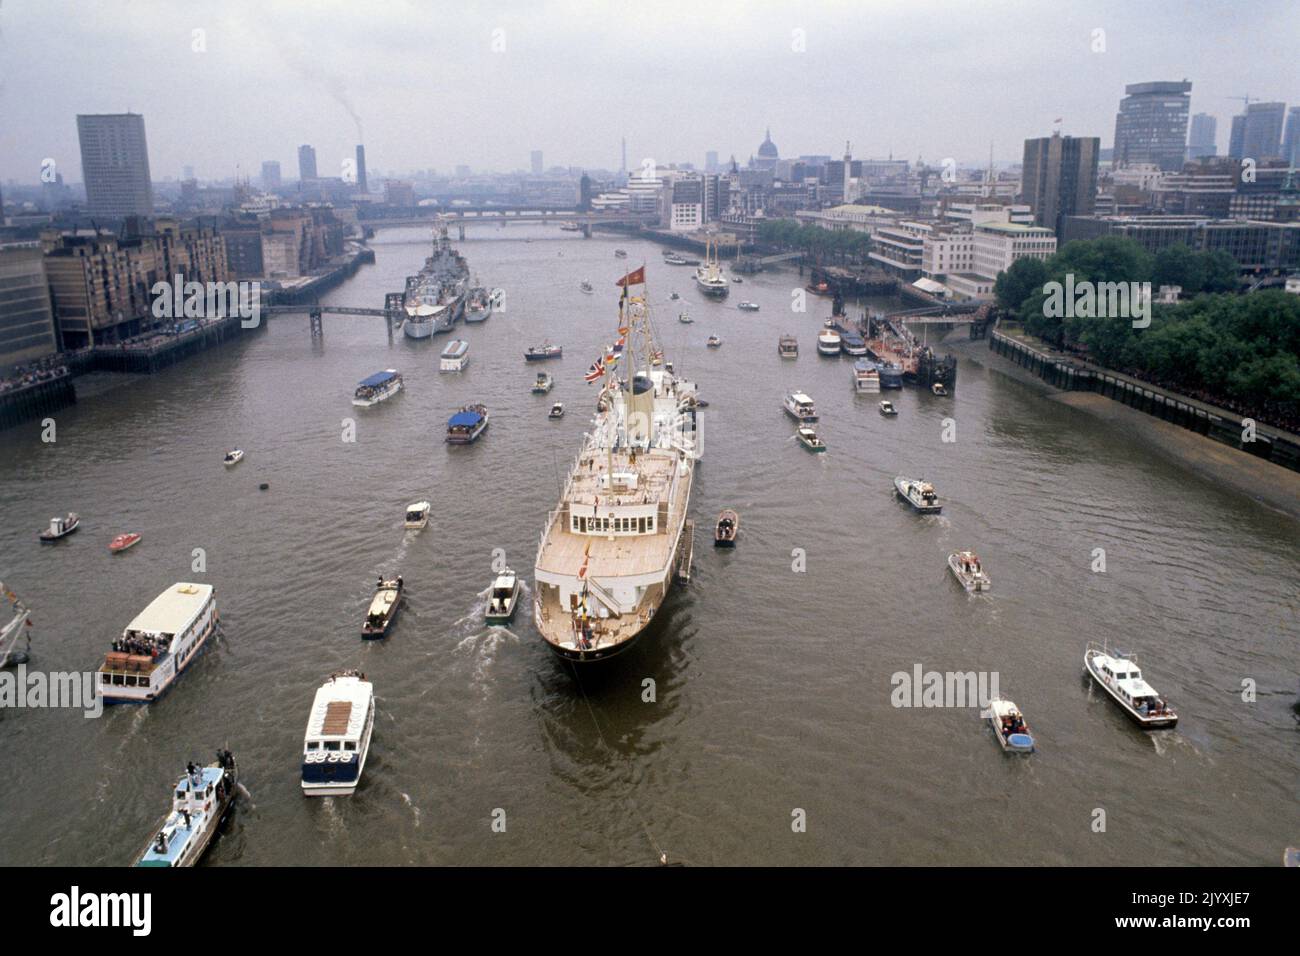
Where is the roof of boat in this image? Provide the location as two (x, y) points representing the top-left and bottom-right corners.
(441, 340), (469, 356)
(307, 676), (372, 738)
(788, 391), (814, 403)
(406, 500), (430, 511)
(126, 583), (213, 635)
(358, 369), (400, 387)
(492, 572), (517, 588)
(448, 409), (484, 426)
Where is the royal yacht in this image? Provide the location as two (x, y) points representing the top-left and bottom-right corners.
(301, 670), (375, 797)
(694, 240), (729, 299)
(783, 390), (818, 423)
(98, 583), (218, 703)
(352, 370), (402, 407)
(1084, 644), (1178, 728)
(136, 751), (238, 867)
(533, 270), (701, 662)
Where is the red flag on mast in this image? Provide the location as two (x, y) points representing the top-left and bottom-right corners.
(614, 265), (646, 287)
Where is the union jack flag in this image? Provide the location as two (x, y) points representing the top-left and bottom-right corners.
(585, 359), (604, 383)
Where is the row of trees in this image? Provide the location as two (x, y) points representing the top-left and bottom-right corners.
(994, 237), (1299, 422)
(755, 219), (872, 264)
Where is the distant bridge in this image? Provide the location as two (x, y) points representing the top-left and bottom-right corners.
(262, 295), (405, 338)
(359, 208), (655, 238)
(887, 304), (983, 324)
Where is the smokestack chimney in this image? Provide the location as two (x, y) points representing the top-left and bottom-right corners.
(355, 144), (368, 194)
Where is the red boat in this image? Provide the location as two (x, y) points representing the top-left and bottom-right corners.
(109, 532), (142, 554)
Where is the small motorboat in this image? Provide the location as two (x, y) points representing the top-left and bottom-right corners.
(796, 426), (826, 453)
(932, 382), (949, 396)
(737, 301), (759, 311)
(987, 699), (1035, 753)
(731, 276), (743, 284)
(664, 254), (689, 265)
(362, 575), (403, 639)
(485, 569), (522, 625)
(548, 402), (565, 419)
(1083, 643), (1178, 728)
(136, 751), (238, 867)
(678, 312), (694, 324)
(948, 550), (990, 592)
(579, 281), (594, 295)
(614, 249), (628, 259)
(524, 343), (563, 362)
(109, 532), (142, 553)
(669, 291), (681, 301)
(706, 335), (722, 348)
(778, 335), (798, 359)
(714, 509), (739, 547)
(532, 372), (554, 394)
(879, 400), (898, 417)
(404, 501), (430, 530)
(223, 449), (244, 467)
(894, 477), (942, 514)
(39, 513), (79, 542)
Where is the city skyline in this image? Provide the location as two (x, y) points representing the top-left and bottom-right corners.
(1, 0), (1297, 184)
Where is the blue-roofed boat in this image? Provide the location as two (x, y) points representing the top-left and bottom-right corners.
(878, 362), (904, 389)
(840, 331), (868, 355)
(136, 751), (238, 867)
(352, 369), (403, 407)
(446, 404), (489, 444)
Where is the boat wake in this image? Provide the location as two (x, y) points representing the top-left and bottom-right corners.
(400, 791), (421, 827)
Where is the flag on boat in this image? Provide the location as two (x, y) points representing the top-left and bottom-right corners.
(585, 359), (604, 383)
(577, 538), (591, 579)
(615, 265), (646, 287)
(603, 351), (619, 367)
(618, 324), (630, 336)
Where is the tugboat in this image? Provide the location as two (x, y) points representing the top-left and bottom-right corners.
(987, 700), (1035, 753)
(778, 334), (799, 359)
(463, 285), (493, 323)
(38, 513), (79, 542)
(948, 550), (990, 592)
(301, 671), (375, 797)
(796, 425), (826, 453)
(524, 343), (563, 362)
(222, 449), (244, 467)
(404, 501), (430, 530)
(714, 509), (739, 547)
(548, 401), (565, 419)
(446, 404), (489, 443)
(361, 575), (403, 638)
(532, 372), (554, 393)
(1084, 643), (1179, 728)
(136, 750), (238, 867)
(109, 532), (142, 553)
(485, 569), (522, 625)
(894, 476), (942, 514)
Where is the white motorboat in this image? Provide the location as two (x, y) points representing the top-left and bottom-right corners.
(548, 402), (565, 419)
(737, 301), (759, 311)
(987, 699), (1035, 753)
(485, 569), (522, 625)
(894, 476), (942, 514)
(796, 425), (826, 453)
(817, 328), (842, 356)
(301, 670), (375, 797)
(38, 512), (80, 542)
(404, 501), (430, 530)
(948, 550), (991, 592)
(678, 312), (693, 324)
(1084, 643), (1179, 728)
(879, 400), (898, 417)
(932, 382), (949, 396)
(222, 449), (244, 467)
(782, 390), (818, 423)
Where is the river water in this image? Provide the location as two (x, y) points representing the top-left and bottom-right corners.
(1, 224), (1296, 866)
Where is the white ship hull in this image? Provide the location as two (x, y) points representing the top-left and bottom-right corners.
(352, 380), (403, 406)
(403, 319), (434, 339)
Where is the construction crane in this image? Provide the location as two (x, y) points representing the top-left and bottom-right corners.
(1226, 95), (1258, 109)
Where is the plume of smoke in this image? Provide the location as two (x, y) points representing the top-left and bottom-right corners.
(274, 33), (363, 142)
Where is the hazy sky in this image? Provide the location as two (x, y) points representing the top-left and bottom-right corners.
(1, 0), (1294, 184)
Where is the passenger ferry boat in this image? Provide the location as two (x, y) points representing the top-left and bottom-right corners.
(840, 331), (868, 356)
(464, 286), (492, 323)
(533, 267), (701, 662)
(1084, 643), (1178, 728)
(783, 391), (818, 423)
(301, 671), (375, 797)
(136, 751), (238, 867)
(439, 339), (470, 371)
(694, 240), (729, 298)
(987, 700), (1035, 753)
(779, 334), (799, 359)
(485, 569), (521, 625)
(894, 476), (942, 514)
(796, 425), (826, 453)
(352, 370), (402, 407)
(362, 576), (402, 638)
(525, 343), (563, 361)
(948, 551), (991, 592)
(404, 501), (430, 529)
(532, 372), (554, 393)
(878, 361), (904, 389)
(446, 404), (489, 443)
(110, 532), (142, 553)
(853, 359), (880, 392)
(98, 583), (218, 703)
(38, 513), (79, 542)
(817, 328), (842, 355)
(663, 253), (690, 266)
(222, 449), (244, 467)
(401, 302), (447, 339)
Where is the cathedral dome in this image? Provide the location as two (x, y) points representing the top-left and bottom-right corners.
(757, 128), (779, 159)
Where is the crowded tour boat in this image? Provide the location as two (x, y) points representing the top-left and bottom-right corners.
(714, 509), (739, 547)
(99, 583), (218, 703)
(352, 370), (403, 407)
(446, 404), (489, 443)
